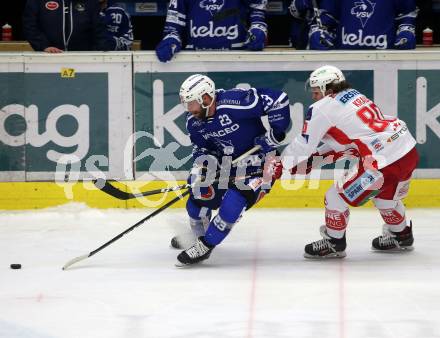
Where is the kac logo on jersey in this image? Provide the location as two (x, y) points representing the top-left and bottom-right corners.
(200, 0), (225, 15)
(350, 0), (376, 28)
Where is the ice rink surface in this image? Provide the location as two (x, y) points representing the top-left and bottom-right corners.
(1, 204), (439, 338)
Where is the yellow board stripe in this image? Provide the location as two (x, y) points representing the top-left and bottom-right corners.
(1, 179), (439, 210)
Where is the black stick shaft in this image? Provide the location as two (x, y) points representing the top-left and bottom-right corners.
(62, 190), (189, 269)
(95, 178), (190, 200)
(63, 146), (260, 270)
(90, 190), (189, 257)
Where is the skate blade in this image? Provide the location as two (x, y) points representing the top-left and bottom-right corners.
(175, 261), (189, 268)
(304, 251), (346, 259)
(371, 246), (414, 253)
(174, 261), (202, 268)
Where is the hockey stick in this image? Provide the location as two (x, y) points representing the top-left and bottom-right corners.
(95, 171), (263, 200)
(62, 190), (189, 270)
(62, 145), (260, 270)
(94, 178), (188, 200)
(94, 145), (262, 200)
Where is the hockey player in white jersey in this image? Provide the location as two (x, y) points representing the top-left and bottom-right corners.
(281, 65), (419, 258)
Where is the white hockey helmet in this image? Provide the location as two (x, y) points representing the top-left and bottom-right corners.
(179, 74), (215, 112)
(308, 65), (345, 96)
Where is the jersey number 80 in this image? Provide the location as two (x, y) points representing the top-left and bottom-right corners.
(356, 102), (395, 132)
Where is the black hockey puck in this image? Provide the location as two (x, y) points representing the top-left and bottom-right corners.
(10, 264), (21, 269)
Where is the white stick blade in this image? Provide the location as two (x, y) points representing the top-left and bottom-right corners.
(62, 254), (89, 270)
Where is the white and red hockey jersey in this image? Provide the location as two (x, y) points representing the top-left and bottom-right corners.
(282, 88), (416, 169)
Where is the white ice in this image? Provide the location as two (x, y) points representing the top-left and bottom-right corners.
(1, 204), (440, 338)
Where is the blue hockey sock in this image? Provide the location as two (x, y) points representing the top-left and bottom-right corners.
(204, 189), (247, 246)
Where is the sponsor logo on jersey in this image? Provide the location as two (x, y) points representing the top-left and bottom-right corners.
(46, 1), (59, 10)
(350, 0), (376, 28)
(341, 27), (387, 49)
(387, 125), (408, 143)
(200, 0), (225, 15)
(338, 89), (361, 104)
(217, 99), (241, 105)
(202, 123), (240, 139)
(370, 138), (384, 152)
(190, 20), (239, 40)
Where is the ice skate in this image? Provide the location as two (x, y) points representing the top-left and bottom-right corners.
(372, 221), (414, 252)
(175, 237), (214, 267)
(304, 225), (347, 259)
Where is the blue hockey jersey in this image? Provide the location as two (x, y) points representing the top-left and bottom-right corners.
(100, 6), (133, 50)
(162, 0), (267, 50)
(186, 87), (291, 174)
(319, 0), (417, 49)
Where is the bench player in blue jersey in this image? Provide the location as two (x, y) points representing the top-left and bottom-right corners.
(174, 74), (291, 267)
(99, 0), (133, 50)
(156, 0), (268, 62)
(310, 0), (417, 50)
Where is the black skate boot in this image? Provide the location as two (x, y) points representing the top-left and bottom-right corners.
(304, 226), (347, 259)
(175, 236), (214, 267)
(372, 221), (414, 252)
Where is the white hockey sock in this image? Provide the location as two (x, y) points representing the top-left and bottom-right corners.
(324, 186), (350, 239)
(325, 208), (349, 239)
(374, 199), (407, 232)
(190, 217), (206, 237)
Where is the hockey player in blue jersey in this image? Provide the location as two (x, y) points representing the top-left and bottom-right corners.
(99, 0), (133, 50)
(156, 0), (268, 62)
(173, 74), (290, 266)
(310, 0), (417, 50)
